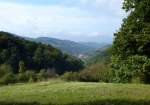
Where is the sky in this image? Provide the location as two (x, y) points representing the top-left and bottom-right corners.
(0, 0), (125, 43)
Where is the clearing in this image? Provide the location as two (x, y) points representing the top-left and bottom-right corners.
(0, 80), (150, 105)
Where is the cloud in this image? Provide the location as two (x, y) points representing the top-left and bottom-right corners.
(0, 0), (125, 42)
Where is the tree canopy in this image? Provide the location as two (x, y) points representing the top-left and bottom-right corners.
(112, 0), (150, 83)
(0, 31), (84, 74)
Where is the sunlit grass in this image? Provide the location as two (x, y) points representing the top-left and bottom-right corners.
(0, 80), (149, 105)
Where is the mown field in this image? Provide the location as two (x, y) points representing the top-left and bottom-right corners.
(0, 80), (150, 105)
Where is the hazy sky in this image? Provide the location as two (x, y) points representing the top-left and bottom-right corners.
(0, 0), (125, 43)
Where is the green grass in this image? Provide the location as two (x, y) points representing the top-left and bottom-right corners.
(0, 80), (150, 105)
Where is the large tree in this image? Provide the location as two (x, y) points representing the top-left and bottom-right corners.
(112, 0), (150, 83)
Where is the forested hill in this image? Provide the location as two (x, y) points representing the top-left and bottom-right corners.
(86, 44), (112, 65)
(29, 37), (108, 58)
(0, 31), (84, 74)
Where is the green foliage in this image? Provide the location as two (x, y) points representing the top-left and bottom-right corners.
(0, 63), (59, 85)
(112, 55), (150, 83)
(25, 71), (37, 82)
(0, 64), (12, 78)
(0, 64), (17, 85)
(61, 72), (79, 81)
(37, 69), (48, 81)
(142, 59), (150, 83)
(0, 72), (17, 85)
(19, 61), (25, 73)
(79, 63), (111, 82)
(46, 68), (58, 78)
(112, 0), (150, 83)
(0, 32), (84, 85)
(0, 31), (84, 74)
(36, 69), (58, 81)
(87, 47), (112, 65)
(61, 63), (111, 82)
(17, 73), (28, 82)
(17, 69), (57, 83)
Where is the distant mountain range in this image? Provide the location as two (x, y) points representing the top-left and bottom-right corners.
(26, 37), (110, 58)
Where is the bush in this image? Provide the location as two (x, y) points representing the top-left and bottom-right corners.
(36, 69), (58, 82)
(18, 70), (38, 83)
(61, 63), (111, 82)
(0, 72), (17, 85)
(142, 59), (150, 84)
(37, 69), (48, 81)
(79, 71), (97, 82)
(25, 70), (37, 82)
(0, 64), (17, 85)
(111, 55), (150, 83)
(61, 72), (79, 81)
(17, 68), (58, 83)
(0, 63), (69, 84)
(0, 64), (12, 78)
(17, 73), (28, 82)
(46, 68), (57, 78)
(79, 63), (111, 82)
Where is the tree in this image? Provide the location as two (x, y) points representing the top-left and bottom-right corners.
(112, 0), (150, 83)
(19, 61), (25, 73)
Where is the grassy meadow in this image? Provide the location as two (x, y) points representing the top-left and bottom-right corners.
(0, 80), (150, 105)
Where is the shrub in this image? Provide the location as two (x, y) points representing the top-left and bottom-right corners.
(17, 73), (28, 82)
(142, 59), (150, 84)
(0, 72), (17, 85)
(61, 72), (79, 81)
(18, 70), (38, 83)
(61, 63), (111, 82)
(25, 70), (37, 82)
(111, 55), (150, 83)
(79, 63), (111, 82)
(0, 64), (12, 78)
(79, 70), (98, 82)
(0, 64), (17, 85)
(46, 68), (57, 78)
(37, 69), (48, 81)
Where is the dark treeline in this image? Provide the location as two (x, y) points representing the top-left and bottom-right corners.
(0, 31), (83, 74)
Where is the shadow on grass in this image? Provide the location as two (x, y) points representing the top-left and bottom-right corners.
(0, 99), (150, 105)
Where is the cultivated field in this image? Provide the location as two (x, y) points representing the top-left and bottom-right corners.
(0, 80), (150, 105)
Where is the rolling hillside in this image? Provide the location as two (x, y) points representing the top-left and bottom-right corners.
(88, 44), (112, 64)
(29, 37), (109, 58)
